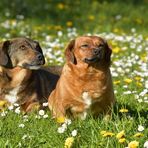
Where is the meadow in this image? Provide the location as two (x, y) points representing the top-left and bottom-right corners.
(0, 0), (148, 147)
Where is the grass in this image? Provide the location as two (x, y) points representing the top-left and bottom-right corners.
(0, 0), (148, 148)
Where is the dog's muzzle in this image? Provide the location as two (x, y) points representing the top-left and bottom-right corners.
(36, 54), (45, 65)
(84, 48), (102, 64)
(84, 57), (98, 63)
(21, 54), (45, 70)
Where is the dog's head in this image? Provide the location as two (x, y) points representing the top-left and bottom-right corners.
(0, 37), (45, 69)
(65, 36), (112, 66)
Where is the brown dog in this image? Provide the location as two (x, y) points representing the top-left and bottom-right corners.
(48, 36), (115, 119)
(0, 37), (61, 112)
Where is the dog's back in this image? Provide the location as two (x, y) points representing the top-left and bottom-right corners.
(32, 68), (59, 101)
(19, 68), (60, 112)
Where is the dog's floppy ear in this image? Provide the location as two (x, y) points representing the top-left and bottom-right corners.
(65, 39), (76, 64)
(0, 40), (12, 68)
(104, 40), (112, 65)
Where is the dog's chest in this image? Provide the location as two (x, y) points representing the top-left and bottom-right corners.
(82, 79), (106, 98)
(78, 88), (106, 120)
(81, 90), (102, 105)
(5, 86), (21, 103)
(77, 91), (100, 120)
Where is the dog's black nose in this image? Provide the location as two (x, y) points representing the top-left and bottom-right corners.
(93, 48), (100, 55)
(37, 54), (43, 61)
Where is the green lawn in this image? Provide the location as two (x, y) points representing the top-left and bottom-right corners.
(0, 0), (148, 148)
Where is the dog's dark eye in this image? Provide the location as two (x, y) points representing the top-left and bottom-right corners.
(98, 45), (104, 49)
(20, 45), (26, 50)
(81, 44), (89, 48)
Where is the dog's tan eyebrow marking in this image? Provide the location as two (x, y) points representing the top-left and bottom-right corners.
(23, 40), (34, 49)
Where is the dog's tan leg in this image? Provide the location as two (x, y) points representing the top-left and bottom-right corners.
(49, 101), (66, 119)
(70, 101), (88, 120)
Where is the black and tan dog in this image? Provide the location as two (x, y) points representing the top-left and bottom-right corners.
(0, 37), (61, 112)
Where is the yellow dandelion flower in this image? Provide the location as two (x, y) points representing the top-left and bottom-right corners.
(100, 131), (114, 137)
(113, 28), (120, 33)
(64, 137), (74, 148)
(54, 25), (62, 30)
(141, 57), (146, 62)
(100, 131), (107, 135)
(112, 47), (120, 53)
(57, 3), (65, 10)
(140, 54), (147, 62)
(119, 138), (126, 143)
(103, 132), (114, 137)
(0, 100), (7, 107)
(113, 80), (121, 85)
(88, 15), (95, 21)
(66, 21), (73, 27)
(124, 78), (132, 83)
(133, 133), (144, 138)
(116, 130), (125, 139)
(134, 76), (141, 81)
(128, 140), (139, 148)
(136, 82), (143, 87)
(119, 109), (128, 113)
(56, 116), (66, 123)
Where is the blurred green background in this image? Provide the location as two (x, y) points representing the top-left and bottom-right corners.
(0, 0), (148, 39)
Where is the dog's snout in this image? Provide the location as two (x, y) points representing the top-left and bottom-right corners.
(93, 48), (100, 55)
(37, 54), (43, 61)
(36, 54), (45, 65)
